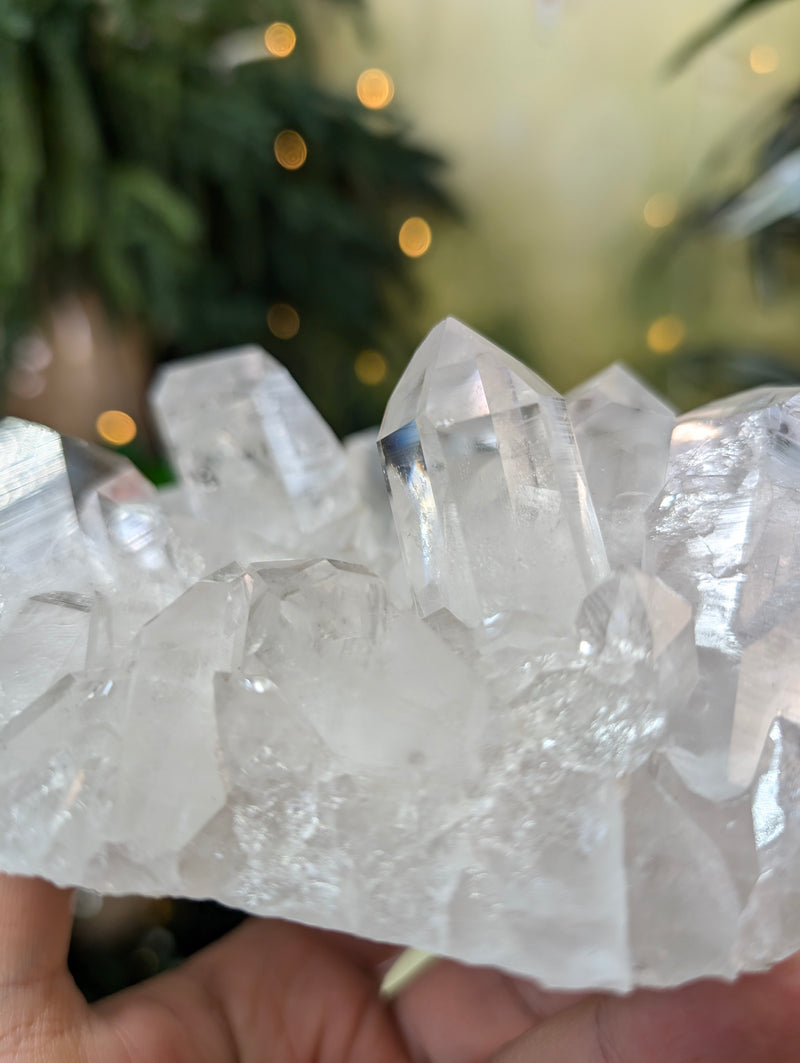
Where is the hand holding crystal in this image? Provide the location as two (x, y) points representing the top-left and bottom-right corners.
(5, 320), (800, 995)
(3, 873), (800, 1063)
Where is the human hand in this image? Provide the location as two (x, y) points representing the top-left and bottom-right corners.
(2, 873), (800, 1063)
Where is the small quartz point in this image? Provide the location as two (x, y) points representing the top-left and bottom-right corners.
(0, 593), (93, 729)
(242, 558), (487, 776)
(111, 564), (251, 861)
(0, 672), (125, 883)
(645, 387), (800, 797)
(567, 364), (675, 568)
(624, 757), (744, 985)
(62, 437), (192, 648)
(151, 346), (361, 562)
(737, 718), (800, 969)
(0, 419), (94, 635)
(378, 318), (609, 629)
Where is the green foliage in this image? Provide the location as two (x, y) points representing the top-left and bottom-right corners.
(0, 0), (456, 432)
(641, 0), (800, 405)
(666, 0), (793, 73)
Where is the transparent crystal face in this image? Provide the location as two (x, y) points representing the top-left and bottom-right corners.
(379, 318), (608, 629)
(567, 364), (675, 569)
(3, 328), (800, 992)
(151, 346), (360, 549)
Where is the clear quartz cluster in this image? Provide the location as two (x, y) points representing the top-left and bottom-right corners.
(2, 319), (800, 991)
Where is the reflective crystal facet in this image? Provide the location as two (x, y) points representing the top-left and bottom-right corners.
(4, 324), (800, 993)
(0, 419), (93, 634)
(645, 387), (800, 798)
(567, 364), (675, 567)
(378, 318), (608, 628)
(151, 346), (361, 561)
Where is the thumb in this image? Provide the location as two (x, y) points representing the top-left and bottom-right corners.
(492, 953), (800, 1063)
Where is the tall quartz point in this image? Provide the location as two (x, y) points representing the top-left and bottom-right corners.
(567, 364), (675, 568)
(151, 346), (361, 565)
(378, 318), (609, 628)
(645, 387), (800, 796)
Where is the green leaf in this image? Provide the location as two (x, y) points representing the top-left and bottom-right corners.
(0, 40), (43, 291)
(112, 166), (201, 245)
(37, 16), (104, 249)
(666, 0), (794, 73)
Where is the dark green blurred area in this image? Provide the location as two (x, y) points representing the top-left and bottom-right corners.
(0, 0), (457, 436)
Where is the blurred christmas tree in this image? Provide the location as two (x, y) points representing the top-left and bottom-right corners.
(0, 0), (456, 436)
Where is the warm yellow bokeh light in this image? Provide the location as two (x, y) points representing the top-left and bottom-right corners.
(357, 69), (395, 110)
(267, 303), (300, 339)
(96, 410), (137, 446)
(274, 130), (307, 170)
(399, 217), (432, 258)
(354, 349), (388, 386)
(646, 315), (685, 354)
(643, 193), (677, 229)
(264, 22), (296, 57)
(750, 44), (779, 74)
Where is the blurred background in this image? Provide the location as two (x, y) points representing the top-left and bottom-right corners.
(3, 0), (800, 996)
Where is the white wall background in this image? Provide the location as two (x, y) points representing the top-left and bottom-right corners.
(316, 0), (800, 389)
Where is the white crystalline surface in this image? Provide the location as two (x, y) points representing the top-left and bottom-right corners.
(567, 364), (675, 569)
(378, 317), (609, 631)
(3, 325), (800, 992)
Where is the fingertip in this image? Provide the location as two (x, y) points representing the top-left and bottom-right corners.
(492, 955), (800, 1063)
(0, 873), (75, 988)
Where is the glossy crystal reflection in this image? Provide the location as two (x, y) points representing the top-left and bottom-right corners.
(378, 318), (608, 629)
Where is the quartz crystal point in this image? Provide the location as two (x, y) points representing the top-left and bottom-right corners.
(0, 419), (94, 632)
(151, 346), (361, 564)
(378, 318), (609, 628)
(567, 364), (675, 568)
(645, 387), (800, 797)
(0, 420), (194, 727)
(6, 330), (800, 994)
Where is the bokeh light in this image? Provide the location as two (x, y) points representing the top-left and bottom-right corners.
(96, 410), (137, 446)
(274, 130), (307, 170)
(8, 369), (46, 399)
(749, 45), (779, 74)
(643, 193), (677, 229)
(399, 217), (432, 258)
(267, 303), (300, 339)
(264, 22), (296, 58)
(646, 315), (685, 354)
(357, 69), (395, 110)
(354, 349), (388, 386)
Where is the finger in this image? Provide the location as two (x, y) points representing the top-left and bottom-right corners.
(493, 952), (800, 1063)
(391, 957), (540, 1063)
(0, 873), (74, 989)
(99, 918), (411, 1063)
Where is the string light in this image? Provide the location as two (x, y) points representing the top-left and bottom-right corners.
(646, 316), (685, 354)
(399, 217), (432, 258)
(264, 22), (296, 57)
(750, 45), (779, 74)
(354, 349), (388, 386)
(357, 69), (395, 110)
(643, 193), (677, 229)
(267, 303), (300, 339)
(96, 410), (137, 446)
(274, 130), (307, 170)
